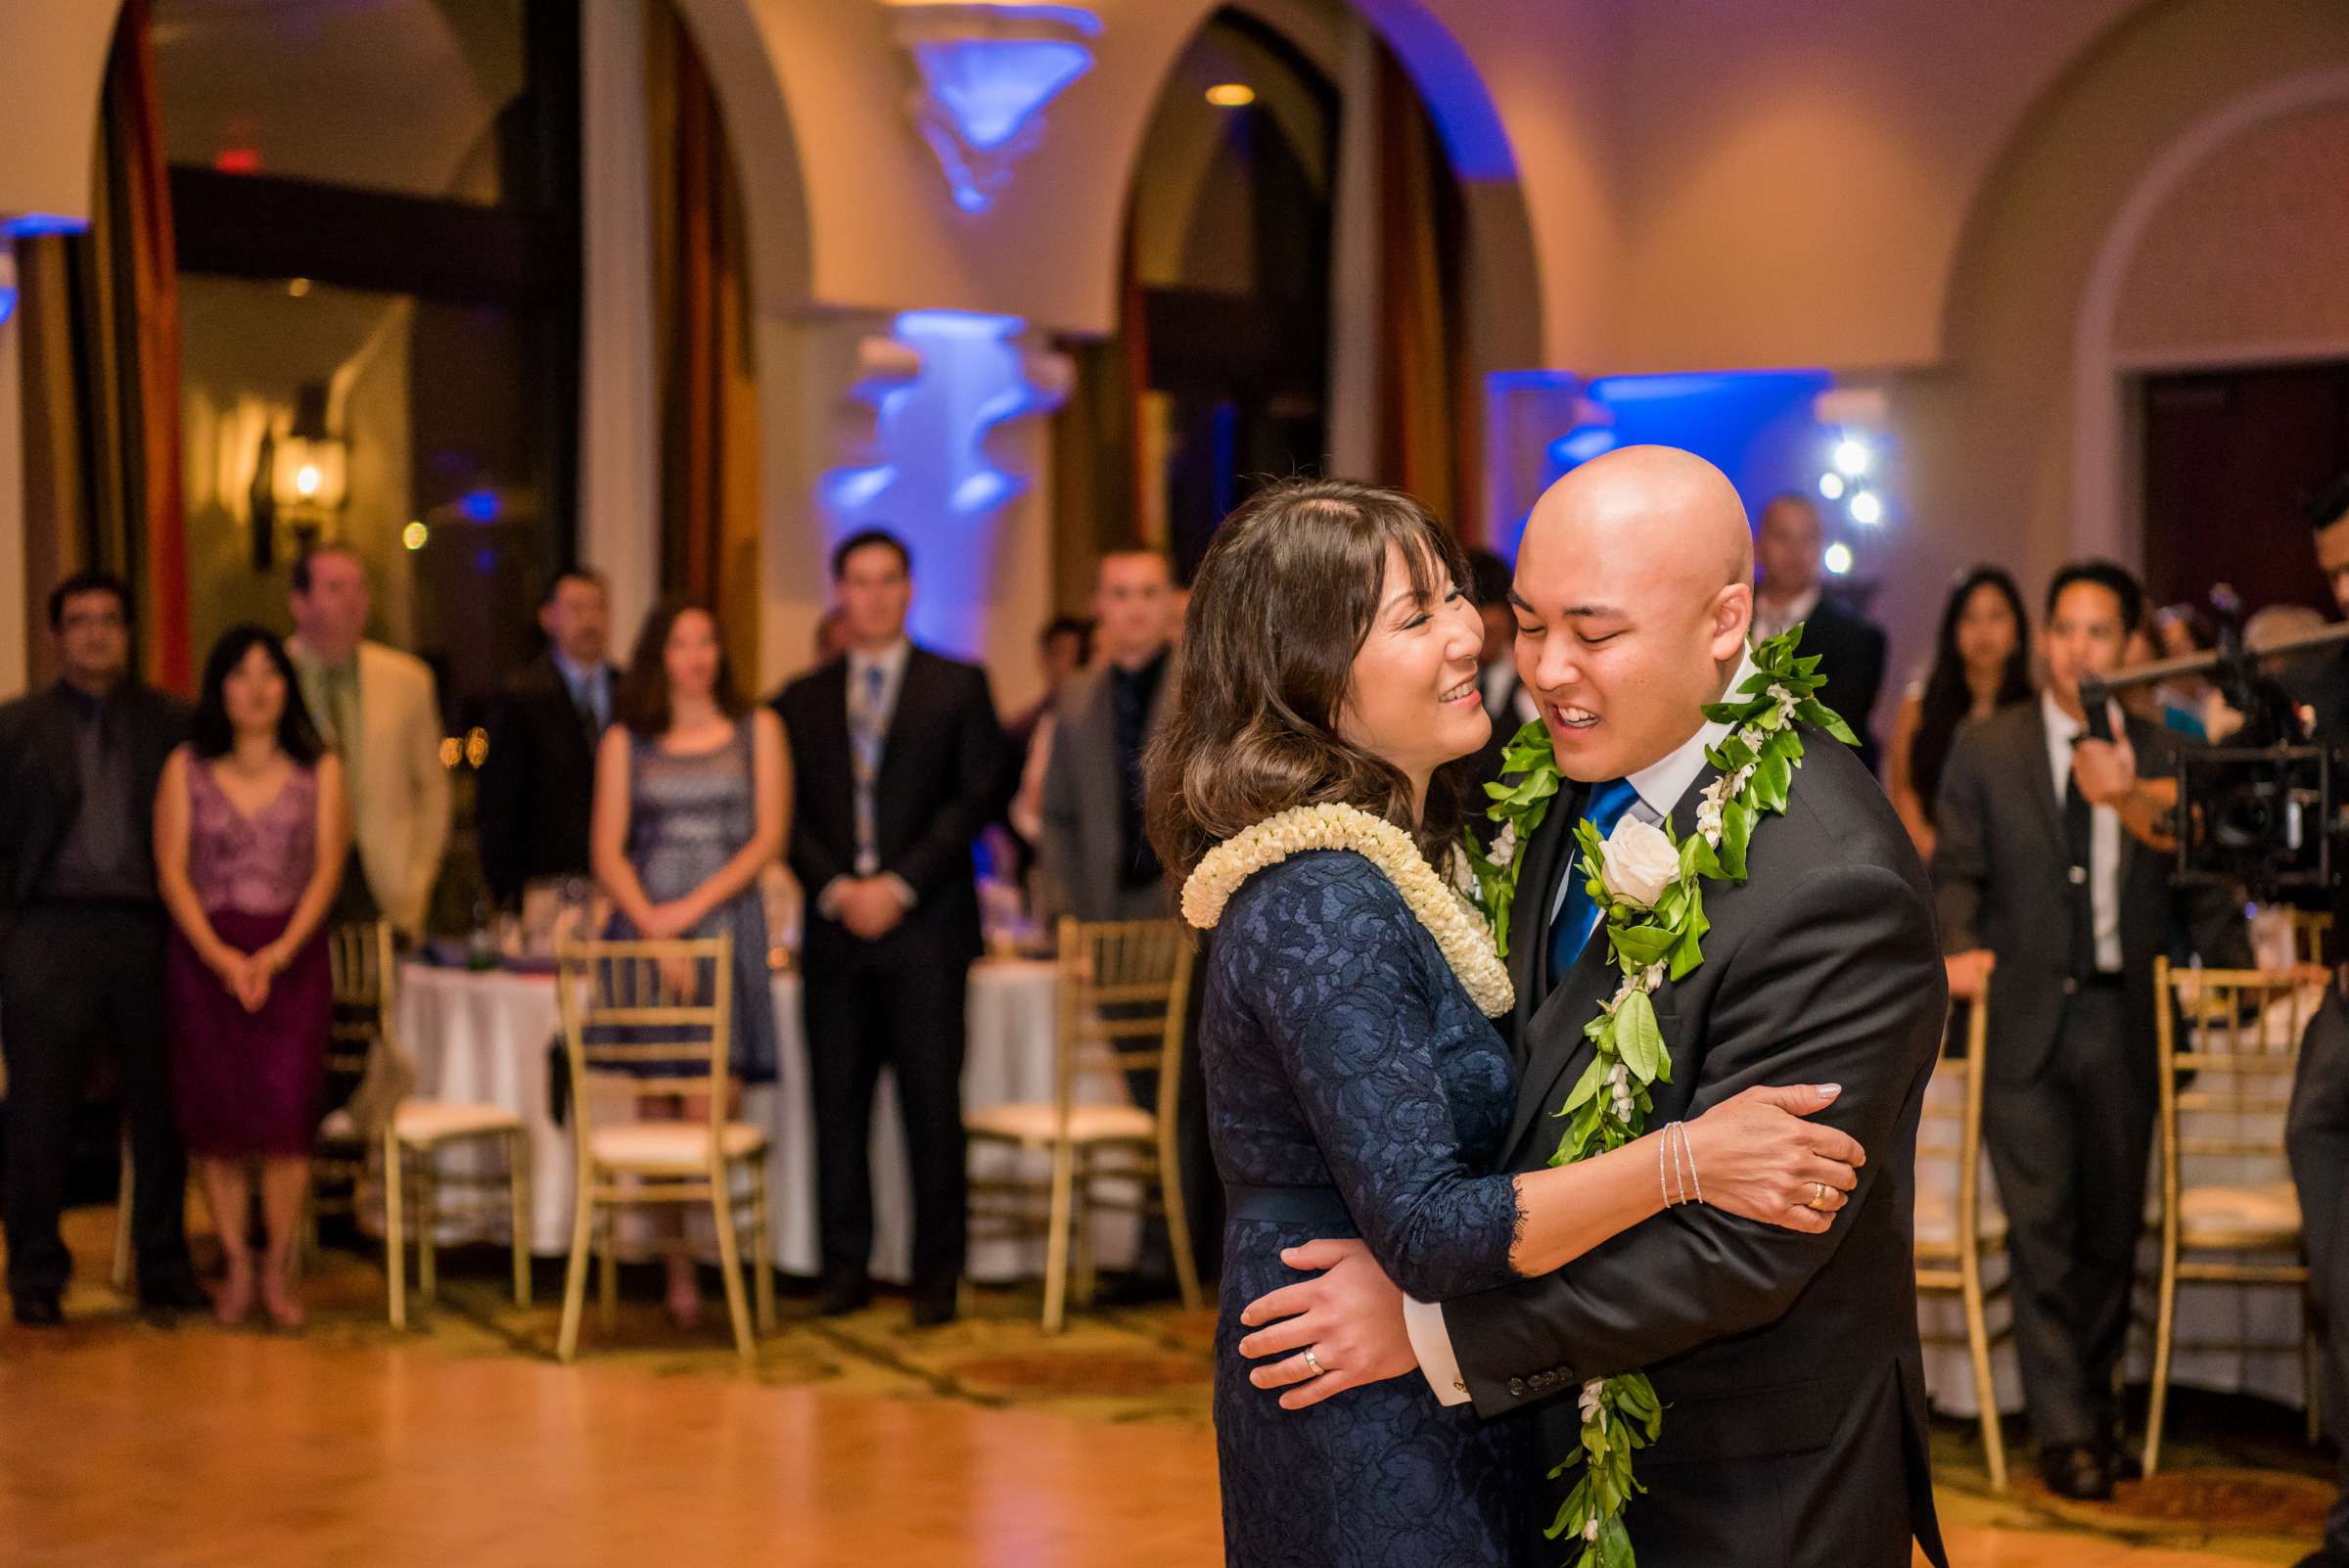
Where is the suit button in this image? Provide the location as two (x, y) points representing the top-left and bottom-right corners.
(2068, 865), (2088, 886)
(2063, 977), (2078, 995)
(1507, 1377), (1527, 1398)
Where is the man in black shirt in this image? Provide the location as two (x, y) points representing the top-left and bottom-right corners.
(0, 573), (202, 1324)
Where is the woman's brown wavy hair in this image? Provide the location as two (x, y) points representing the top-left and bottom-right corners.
(1146, 477), (1474, 887)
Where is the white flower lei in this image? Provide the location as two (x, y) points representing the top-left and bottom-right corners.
(1180, 801), (1515, 1018)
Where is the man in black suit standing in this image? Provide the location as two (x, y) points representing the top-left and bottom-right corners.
(476, 570), (620, 909)
(1934, 559), (2245, 1499)
(1238, 449), (1947, 1566)
(774, 530), (1003, 1327)
(1754, 493), (1887, 773)
(0, 573), (205, 1324)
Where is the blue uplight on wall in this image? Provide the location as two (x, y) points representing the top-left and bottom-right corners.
(820, 309), (1063, 654)
(2, 213), (88, 239)
(893, 4), (1101, 214)
(457, 488), (501, 523)
(1567, 368), (1834, 524)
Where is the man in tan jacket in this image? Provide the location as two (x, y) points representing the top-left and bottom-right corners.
(286, 545), (450, 938)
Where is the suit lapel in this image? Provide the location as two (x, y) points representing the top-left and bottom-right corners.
(1505, 781), (1581, 1045)
(878, 648), (927, 787)
(812, 659), (856, 823)
(2013, 705), (2067, 858)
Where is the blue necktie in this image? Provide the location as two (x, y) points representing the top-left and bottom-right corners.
(1550, 777), (1641, 984)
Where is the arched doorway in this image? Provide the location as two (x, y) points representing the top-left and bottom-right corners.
(1062, 0), (1538, 593)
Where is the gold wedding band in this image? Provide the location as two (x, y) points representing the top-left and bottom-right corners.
(1304, 1348), (1327, 1376)
(1809, 1181), (1830, 1210)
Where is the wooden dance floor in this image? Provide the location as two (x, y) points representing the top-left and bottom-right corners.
(0, 1213), (2329, 1567)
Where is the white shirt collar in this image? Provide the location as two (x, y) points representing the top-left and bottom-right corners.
(2041, 688), (2081, 744)
(1757, 583), (1822, 634)
(848, 638), (911, 680)
(550, 649), (603, 690)
(1624, 646), (1760, 817)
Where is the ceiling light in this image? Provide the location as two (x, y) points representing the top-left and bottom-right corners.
(1823, 542), (1854, 576)
(1818, 473), (1846, 501)
(1205, 83), (1255, 107)
(1847, 490), (1884, 527)
(1831, 436), (1872, 478)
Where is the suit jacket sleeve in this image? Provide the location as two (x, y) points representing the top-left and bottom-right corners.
(402, 668), (453, 926)
(1442, 859), (1944, 1413)
(1036, 690), (1081, 902)
(475, 684), (528, 905)
(1929, 725), (1991, 954)
(778, 689), (850, 896)
(884, 666), (1003, 901)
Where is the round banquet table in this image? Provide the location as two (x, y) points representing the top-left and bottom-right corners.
(391, 957), (1140, 1283)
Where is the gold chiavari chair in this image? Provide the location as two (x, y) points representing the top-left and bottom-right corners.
(1912, 984), (2007, 1491)
(2143, 958), (2326, 1476)
(2291, 909), (2332, 966)
(966, 917), (1202, 1333)
(305, 921), (401, 1261)
(553, 937), (772, 1362)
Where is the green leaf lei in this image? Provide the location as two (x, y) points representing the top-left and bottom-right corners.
(1458, 623), (1858, 1568)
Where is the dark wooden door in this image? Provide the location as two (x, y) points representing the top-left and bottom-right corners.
(2142, 362), (2349, 619)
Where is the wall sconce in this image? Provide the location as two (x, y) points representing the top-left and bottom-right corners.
(272, 382), (347, 514)
(884, 1), (1101, 214)
(251, 381), (345, 572)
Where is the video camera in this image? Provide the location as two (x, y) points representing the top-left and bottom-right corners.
(2080, 586), (2349, 902)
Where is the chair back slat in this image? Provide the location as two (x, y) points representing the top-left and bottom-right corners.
(555, 939), (735, 1144)
(327, 920), (396, 1079)
(2151, 958), (2317, 1255)
(1054, 917), (1194, 1125)
(1914, 981), (1992, 1261)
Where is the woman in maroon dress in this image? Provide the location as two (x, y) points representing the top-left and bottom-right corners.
(155, 626), (347, 1327)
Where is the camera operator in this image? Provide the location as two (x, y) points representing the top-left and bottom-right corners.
(1933, 559), (2249, 1500)
(2285, 468), (2349, 1568)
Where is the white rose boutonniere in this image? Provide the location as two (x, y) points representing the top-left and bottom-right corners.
(1598, 814), (1677, 908)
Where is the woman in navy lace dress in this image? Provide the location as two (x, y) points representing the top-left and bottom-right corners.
(1146, 480), (1861, 1567)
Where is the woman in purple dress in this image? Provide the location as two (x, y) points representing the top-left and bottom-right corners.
(155, 626), (347, 1328)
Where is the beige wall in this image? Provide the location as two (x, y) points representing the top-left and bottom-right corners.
(11, 0), (2349, 706)
(2113, 102), (2349, 362)
(1859, 0), (2349, 721)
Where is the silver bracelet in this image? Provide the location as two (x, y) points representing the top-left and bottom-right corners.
(1658, 1123), (1675, 1208)
(1680, 1121), (1705, 1207)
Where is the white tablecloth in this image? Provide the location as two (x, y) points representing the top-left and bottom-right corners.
(391, 959), (1139, 1283)
(1916, 999), (2312, 1416)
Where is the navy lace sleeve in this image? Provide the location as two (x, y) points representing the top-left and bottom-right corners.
(1226, 853), (1524, 1301)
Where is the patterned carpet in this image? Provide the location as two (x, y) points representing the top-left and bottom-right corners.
(34, 1216), (2343, 1562)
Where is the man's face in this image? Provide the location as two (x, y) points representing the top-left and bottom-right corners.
(837, 543), (912, 647)
(1511, 526), (1749, 784)
(1756, 499), (1822, 600)
(2316, 516), (2349, 615)
(1093, 553), (1173, 663)
(54, 590), (130, 688)
(291, 551), (370, 651)
(539, 577), (611, 667)
(2043, 579), (2129, 710)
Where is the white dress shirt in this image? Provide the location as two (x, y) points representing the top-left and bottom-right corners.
(1405, 648), (1761, 1406)
(2040, 690), (2124, 973)
(819, 637), (917, 916)
(1751, 584), (1822, 648)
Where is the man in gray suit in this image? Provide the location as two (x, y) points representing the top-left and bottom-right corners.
(1038, 547), (1219, 1282)
(1935, 559), (2245, 1499)
(1040, 549), (1178, 924)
